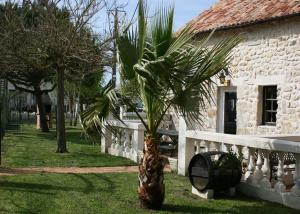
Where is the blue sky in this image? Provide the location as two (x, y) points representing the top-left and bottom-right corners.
(98, 0), (218, 83)
(121, 0), (217, 30)
(93, 0), (217, 33)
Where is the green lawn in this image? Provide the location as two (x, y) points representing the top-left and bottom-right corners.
(0, 123), (298, 213)
(1, 123), (135, 167)
(0, 173), (297, 214)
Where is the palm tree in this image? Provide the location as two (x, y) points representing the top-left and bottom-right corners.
(81, 0), (240, 210)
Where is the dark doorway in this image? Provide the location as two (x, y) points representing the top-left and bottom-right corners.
(224, 92), (237, 134)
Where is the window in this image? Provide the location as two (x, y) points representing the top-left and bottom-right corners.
(262, 86), (278, 125)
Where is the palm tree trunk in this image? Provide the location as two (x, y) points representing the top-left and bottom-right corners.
(138, 137), (165, 210)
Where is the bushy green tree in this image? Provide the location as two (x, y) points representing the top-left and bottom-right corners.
(0, 0), (105, 153)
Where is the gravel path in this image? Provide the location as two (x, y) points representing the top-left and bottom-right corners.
(0, 165), (171, 176)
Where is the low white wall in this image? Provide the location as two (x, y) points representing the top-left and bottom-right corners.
(178, 117), (300, 210)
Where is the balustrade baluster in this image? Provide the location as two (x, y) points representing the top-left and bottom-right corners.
(236, 145), (246, 180)
(110, 132), (116, 154)
(275, 152), (286, 193)
(224, 144), (231, 153)
(214, 142), (222, 152)
(291, 154), (300, 196)
(260, 150), (271, 188)
(245, 147), (255, 184)
(129, 131), (135, 161)
(117, 131), (124, 156)
(253, 149), (263, 184)
(195, 141), (201, 154)
(123, 130), (130, 158)
(236, 145), (243, 160)
(205, 141), (211, 152)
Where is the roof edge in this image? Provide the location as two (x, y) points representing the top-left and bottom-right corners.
(194, 12), (300, 36)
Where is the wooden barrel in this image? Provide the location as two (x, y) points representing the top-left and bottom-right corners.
(188, 151), (242, 191)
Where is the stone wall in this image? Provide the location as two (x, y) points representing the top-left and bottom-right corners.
(193, 17), (300, 135)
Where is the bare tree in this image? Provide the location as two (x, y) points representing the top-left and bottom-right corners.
(0, 0), (106, 152)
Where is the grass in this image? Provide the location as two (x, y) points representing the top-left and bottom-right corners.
(0, 122), (298, 213)
(0, 173), (298, 214)
(1, 123), (136, 167)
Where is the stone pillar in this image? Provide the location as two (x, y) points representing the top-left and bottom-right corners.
(178, 116), (194, 176)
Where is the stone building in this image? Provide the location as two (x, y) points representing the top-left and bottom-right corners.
(184, 0), (300, 136)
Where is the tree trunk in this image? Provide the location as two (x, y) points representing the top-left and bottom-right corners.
(138, 137), (165, 210)
(69, 96), (74, 126)
(80, 102), (84, 112)
(73, 102), (78, 126)
(35, 90), (49, 132)
(56, 69), (67, 153)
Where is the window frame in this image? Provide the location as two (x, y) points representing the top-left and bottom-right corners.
(262, 86), (278, 126)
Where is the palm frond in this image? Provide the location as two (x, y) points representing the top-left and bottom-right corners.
(80, 81), (122, 135)
(137, 0), (147, 62)
(151, 4), (174, 57)
(117, 28), (138, 81)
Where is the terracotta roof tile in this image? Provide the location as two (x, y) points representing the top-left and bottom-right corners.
(188, 0), (300, 33)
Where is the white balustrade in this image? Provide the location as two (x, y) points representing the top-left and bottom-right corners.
(178, 117), (300, 210)
(101, 120), (145, 163)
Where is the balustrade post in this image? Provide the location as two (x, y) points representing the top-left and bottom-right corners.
(205, 141), (209, 152)
(214, 142), (222, 152)
(236, 145), (245, 180)
(178, 116), (194, 176)
(275, 152), (286, 193)
(245, 147), (255, 184)
(236, 145), (243, 160)
(224, 144), (231, 153)
(117, 130), (124, 156)
(123, 129), (131, 158)
(253, 149), (263, 185)
(195, 141), (201, 154)
(260, 150), (271, 188)
(110, 132), (118, 155)
(291, 154), (300, 196)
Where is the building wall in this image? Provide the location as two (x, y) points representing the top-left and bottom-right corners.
(194, 17), (300, 135)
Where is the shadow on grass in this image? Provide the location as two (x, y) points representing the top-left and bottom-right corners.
(162, 204), (230, 214)
(0, 174), (116, 195)
(92, 174), (117, 192)
(8, 122), (98, 146)
(71, 173), (95, 193)
(33, 128), (98, 146)
(0, 180), (81, 194)
(10, 200), (42, 214)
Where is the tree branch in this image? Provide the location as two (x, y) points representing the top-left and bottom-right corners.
(9, 81), (35, 94)
(41, 84), (57, 93)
